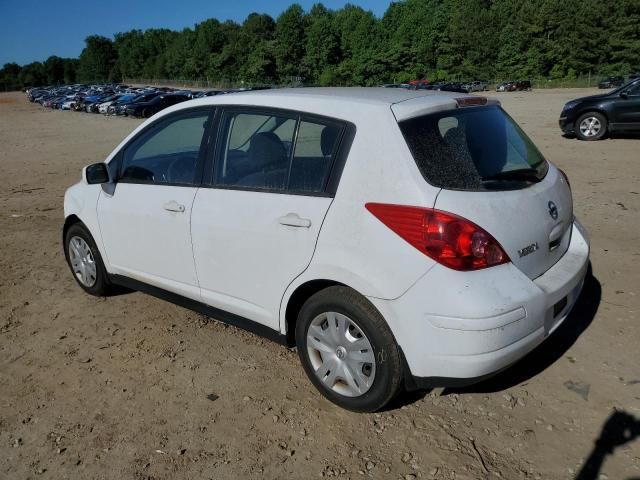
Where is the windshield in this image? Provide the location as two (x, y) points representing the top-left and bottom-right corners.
(398, 105), (548, 191)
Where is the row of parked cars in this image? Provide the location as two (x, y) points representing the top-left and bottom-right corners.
(383, 80), (528, 93)
(26, 83), (261, 118)
(382, 80), (485, 93)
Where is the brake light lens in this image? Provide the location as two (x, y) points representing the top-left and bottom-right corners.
(365, 203), (510, 271)
(455, 96), (487, 107)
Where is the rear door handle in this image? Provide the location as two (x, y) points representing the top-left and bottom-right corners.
(278, 213), (311, 228)
(163, 200), (185, 213)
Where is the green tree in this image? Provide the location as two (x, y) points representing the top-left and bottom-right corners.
(274, 4), (307, 82)
(18, 62), (46, 87)
(3, 1), (638, 88)
(0, 63), (23, 90)
(302, 4), (340, 83)
(77, 35), (116, 82)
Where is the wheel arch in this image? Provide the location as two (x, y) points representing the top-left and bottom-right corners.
(62, 211), (112, 274)
(576, 107), (609, 123)
(62, 214), (82, 243)
(283, 279), (346, 346)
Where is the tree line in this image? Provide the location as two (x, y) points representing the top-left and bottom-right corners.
(1, 0), (639, 91)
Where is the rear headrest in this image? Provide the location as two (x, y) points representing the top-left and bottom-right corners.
(320, 125), (341, 156)
(248, 132), (287, 169)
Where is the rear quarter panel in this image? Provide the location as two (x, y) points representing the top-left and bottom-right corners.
(280, 106), (441, 332)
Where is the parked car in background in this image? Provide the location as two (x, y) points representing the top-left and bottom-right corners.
(104, 94), (137, 115)
(496, 80), (531, 92)
(514, 80), (532, 91)
(61, 99), (76, 110)
(63, 87), (589, 412)
(434, 82), (468, 93)
(496, 81), (512, 92)
(598, 76), (625, 89)
(95, 94), (125, 114)
(381, 83), (411, 89)
(125, 93), (190, 118)
(413, 81), (467, 93)
(194, 90), (222, 98)
(462, 80), (488, 92)
(629, 72), (640, 80)
(559, 77), (640, 140)
(112, 92), (162, 116)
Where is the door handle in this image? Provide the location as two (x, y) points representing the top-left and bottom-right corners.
(278, 213), (311, 228)
(163, 200), (185, 213)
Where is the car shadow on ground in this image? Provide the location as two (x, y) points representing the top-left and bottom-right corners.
(575, 408), (640, 480)
(389, 264), (601, 409)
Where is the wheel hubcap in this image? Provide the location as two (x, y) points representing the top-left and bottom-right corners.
(69, 236), (97, 287)
(306, 312), (376, 397)
(579, 117), (601, 137)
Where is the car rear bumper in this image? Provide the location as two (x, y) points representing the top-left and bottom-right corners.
(368, 219), (590, 385)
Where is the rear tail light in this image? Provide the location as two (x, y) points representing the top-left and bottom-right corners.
(365, 203), (510, 271)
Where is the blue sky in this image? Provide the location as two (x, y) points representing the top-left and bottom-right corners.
(0, 0), (392, 66)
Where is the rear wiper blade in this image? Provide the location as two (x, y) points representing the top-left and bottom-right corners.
(482, 168), (541, 182)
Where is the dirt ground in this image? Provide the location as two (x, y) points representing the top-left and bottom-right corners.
(0, 88), (639, 480)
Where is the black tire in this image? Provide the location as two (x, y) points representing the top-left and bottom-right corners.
(63, 222), (111, 296)
(142, 108), (149, 118)
(296, 286), (403, 412)
(575, 111), (607, 141)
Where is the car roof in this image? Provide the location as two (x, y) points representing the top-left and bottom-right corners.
(164, 87), (490, 122)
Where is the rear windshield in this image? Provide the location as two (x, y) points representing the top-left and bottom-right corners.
(398, 105), (548, 190)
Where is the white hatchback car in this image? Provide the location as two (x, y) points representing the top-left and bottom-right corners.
(63, 88), (590, 412)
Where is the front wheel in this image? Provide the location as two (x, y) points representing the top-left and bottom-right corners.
(296, 286), (403, 412)
(576, 112), (607, 141)
(63, 223), (111, 296)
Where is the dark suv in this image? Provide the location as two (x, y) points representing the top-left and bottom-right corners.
(559, 78), (640, 140)
(125, 93), (190, 118)
(598, 76), (625, 89)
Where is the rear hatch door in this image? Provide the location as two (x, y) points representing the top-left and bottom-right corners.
(434, 168), (572, 279)
(397, 103), (572, 279)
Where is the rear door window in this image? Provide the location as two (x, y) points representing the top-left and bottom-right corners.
(289, 120), (341, 193)
(399, 105), (548, 190)
(213, 110), (343, 194)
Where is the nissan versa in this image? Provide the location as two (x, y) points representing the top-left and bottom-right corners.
(63, 88), (590, 412)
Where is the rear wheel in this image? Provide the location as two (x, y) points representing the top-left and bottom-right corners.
(63, 223), (110, 296)
(576, 112), (607, 141)
(296, 286), (403, 412)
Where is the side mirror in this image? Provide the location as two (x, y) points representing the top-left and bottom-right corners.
(83, 163), (110, 184)
(620, 91), (629, 99)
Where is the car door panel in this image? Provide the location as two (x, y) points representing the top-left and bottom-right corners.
(191, 190), (332, 329)
(190, 109), (346, 330)
(98, 184), (200, 299)
(97, 108), (214, 298)
(610, 83), (640, 129)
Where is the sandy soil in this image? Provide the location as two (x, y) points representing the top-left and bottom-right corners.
(0, 89), (639, 480)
